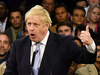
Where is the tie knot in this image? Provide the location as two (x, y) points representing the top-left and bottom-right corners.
(35, 42), (41, 51)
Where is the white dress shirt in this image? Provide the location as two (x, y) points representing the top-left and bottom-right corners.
(30, 30), (96, 68)
(30, 31), (49, 68)
(0, 17), (7, 32)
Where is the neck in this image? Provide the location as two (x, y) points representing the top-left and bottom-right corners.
(94, 62), (100, 70)
(13, 25), (23, 37)
(0, 17), (7, 23)
(73, 24), (77, 28)
(0, 54), (7, 59)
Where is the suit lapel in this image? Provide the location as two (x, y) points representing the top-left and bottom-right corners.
(38, 32), (57, 75)
(22, 37), (32, 73)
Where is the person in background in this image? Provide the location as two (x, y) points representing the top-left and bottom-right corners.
(71, 6), (86, 33)
(5, 8), (23, 44)
(0, 1), (11, 32)
(76, 0), (88, 8)
(84, 4), (100, 33)
(4, 5), (97, 75)
(0, 32), (11, 64)
(50, 3), (70, 33)
(41, 0), (57, 24)
(85, 0), (100, 16)
(56, 21), (74, 36)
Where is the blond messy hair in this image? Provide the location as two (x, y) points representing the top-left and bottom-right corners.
(25, 5), (52, 27)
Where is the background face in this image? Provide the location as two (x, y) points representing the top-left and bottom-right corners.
(89, 7), (100, 23)
(72, 9), (85, 25)
(42, 0), (55, 14)
(87, 0), (100, 5)
(0, 34), (10, 56)
(55, 7), (68, 22)
(10, 11), (23, 29)
(58, 25), (73, 36)
(0, 3), (8, 19)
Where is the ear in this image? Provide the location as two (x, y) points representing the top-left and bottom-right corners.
(68, 12), (70, 18)
(8, 45), (11, 51)
(71, 16), (73, 21)
(71, 31), (74, 36)
(22, 31), (24, 36)
(46, 22), (50, 28)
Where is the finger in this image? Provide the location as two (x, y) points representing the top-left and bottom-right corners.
(86, 25), (89, 32)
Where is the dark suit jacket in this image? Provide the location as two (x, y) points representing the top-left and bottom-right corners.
(4, 31), (97, 75)
(5, 27), (13, 44)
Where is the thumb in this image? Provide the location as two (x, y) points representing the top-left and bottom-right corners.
(86, 25), (89, 32)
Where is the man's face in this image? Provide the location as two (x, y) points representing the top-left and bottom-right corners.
(72, 9), (85, 27)
(42, 0), (55, 14)
(76, 1), (87, 8)
(55, 7), (69, 23)
(96, 45), (100, 63)
(58, 25), (73, 36)
(0, 3), (8, 19)
(0, 34), (10, 57)
(10, 11), (23, 29)
(68, 61), (77, 75)
(87, 0), (100, 5)
(26, 15), (49, 42)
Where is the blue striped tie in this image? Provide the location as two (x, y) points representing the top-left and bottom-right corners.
(33, 42), (41, 75)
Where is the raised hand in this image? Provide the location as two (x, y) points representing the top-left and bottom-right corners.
(79, 25), (93, 45)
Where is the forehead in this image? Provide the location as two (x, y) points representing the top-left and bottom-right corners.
(59, 25), (71, 29)
(43, 0), (54, 3)
(73, 9), (85, 14)
(10, 11), (21, 17)
(92, 7), (100, 11)
(0, 34), (9, 41)
(55, 7), (67, 12)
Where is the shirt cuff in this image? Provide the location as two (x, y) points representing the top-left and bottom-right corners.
(85, 40), (96, 54)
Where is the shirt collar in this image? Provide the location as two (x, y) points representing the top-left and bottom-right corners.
(32, 31), (50, 46)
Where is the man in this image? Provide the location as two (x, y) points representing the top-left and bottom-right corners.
(41, 0), (56, 25)
(5, 8), (23, 44)
(4, 5), (97, 75)
(50, 4), (70, 33)
(71, 6), (86, 32)
(41, 0), (55, 17)
(85, 0), (100, 16)
(75, 40), (100, 75)
(76, 0), (88, 8)
(56, 21), (74, 36)
(0, 2), (11, 32)
(0, 32), (11, 64)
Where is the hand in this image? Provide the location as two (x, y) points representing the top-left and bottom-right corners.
(79, 25), (93, 45)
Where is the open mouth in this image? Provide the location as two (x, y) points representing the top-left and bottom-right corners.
(30, 34), (35, 37)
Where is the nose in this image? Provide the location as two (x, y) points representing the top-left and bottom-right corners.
(29, 24), (35, 31)
(14, 18), (17, 22)
(62, 31), (66, 35)
(0, 42), (4, 47)
(59, 13), (62, 17)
